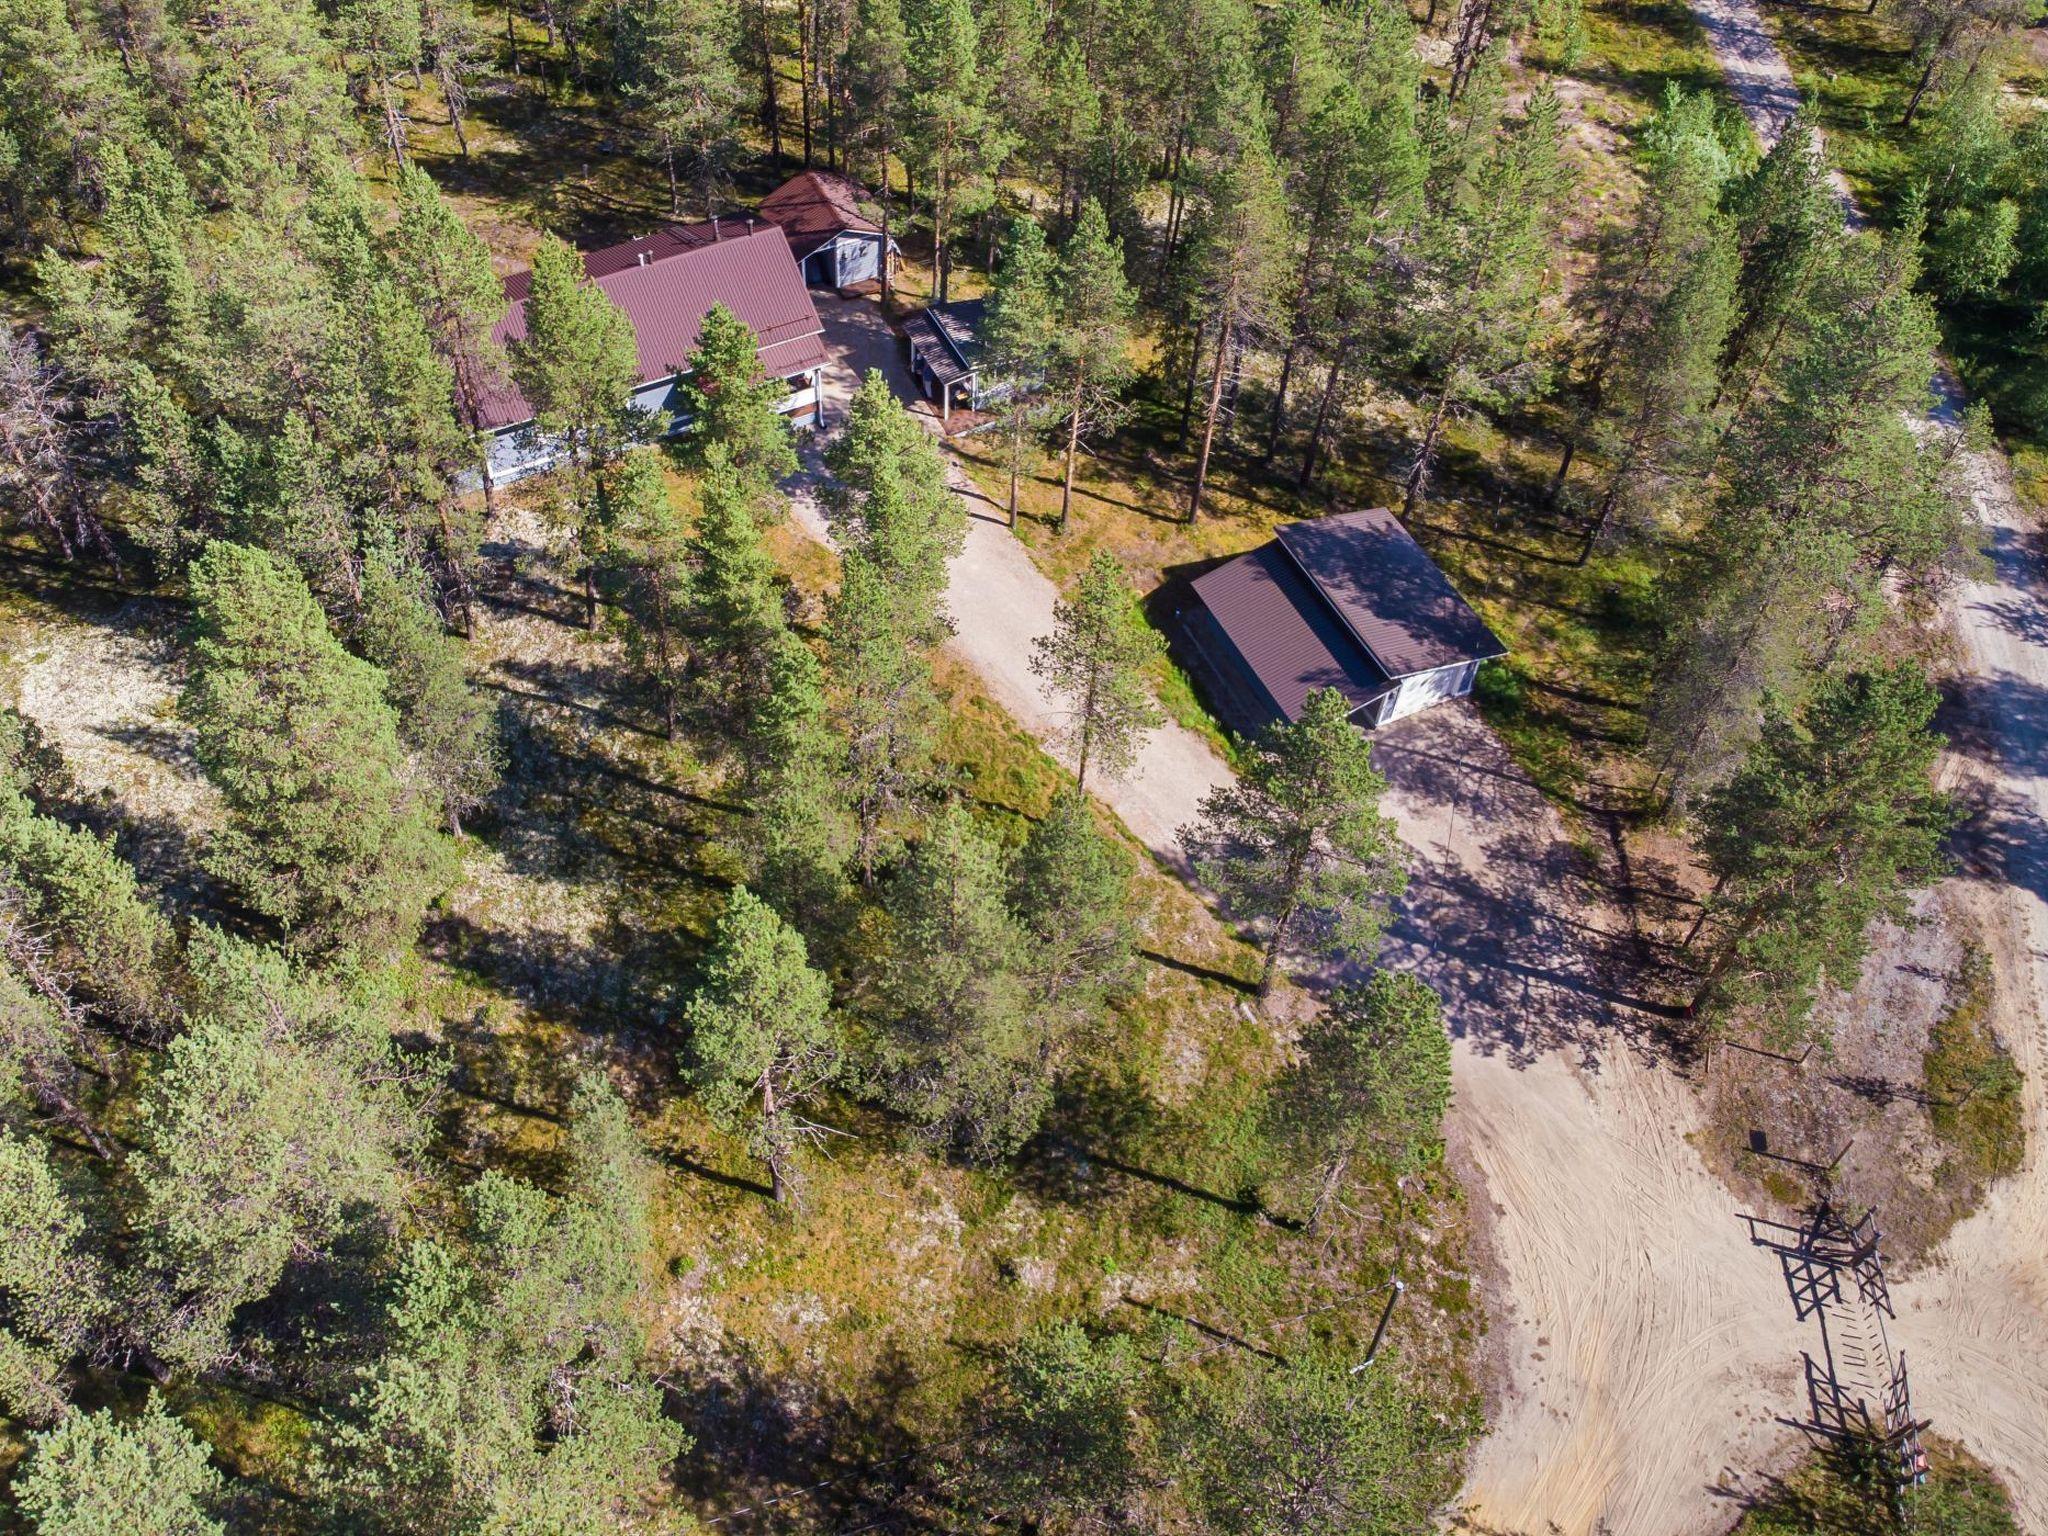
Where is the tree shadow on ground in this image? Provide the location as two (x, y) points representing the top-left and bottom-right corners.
(674, 1340), (930, 1529)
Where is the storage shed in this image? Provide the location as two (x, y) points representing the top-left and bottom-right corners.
(901, 298), (997, 422)
(755, 171), (899, 290)
(1180, 509), (1507, 731)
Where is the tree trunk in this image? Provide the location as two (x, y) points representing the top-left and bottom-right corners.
(1900, 49), (1942, 127)
(378, 76), (407, 166)
(1059, 391), (1082, 531)
(437, 501), (476, 639)
(1304, 1151), (1350, 1232)
(797, 0), (814, 166)
(1264, 337), (1299, 462)
(763, 1077), (788, 1202)
(1403, 385), (1454, 519)
(664, 136), (680, 216)
(1683, 872), (1729, 952)
(1298, 345), (1347, 490)
(1187, 318), (1231, 524)
(1007, 411), (1023, 525)
(1550, 436), (1576, 501)
(759, 1), (782, 170)
(440, 62), (471, 154)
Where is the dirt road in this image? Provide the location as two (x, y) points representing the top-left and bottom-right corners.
(1674, 0), (2048, 1520)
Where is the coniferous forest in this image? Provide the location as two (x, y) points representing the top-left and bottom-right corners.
(0, 0), (2043, 1523)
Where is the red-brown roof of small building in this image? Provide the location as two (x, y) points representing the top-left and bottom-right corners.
(1274, 509), (1507, 678)
(755, 171), (882, 257)
(477, 223), (827, 430)
(1190, 544), (1391, 724)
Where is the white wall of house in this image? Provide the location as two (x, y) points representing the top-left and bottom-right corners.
(1374, 660), (1482, 725)
(471, 365), (822, 488)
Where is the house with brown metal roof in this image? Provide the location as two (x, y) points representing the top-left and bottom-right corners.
(476, 222), (829, 485)
(1179, 508), (1507, 731)
(755, 171), (899, 290)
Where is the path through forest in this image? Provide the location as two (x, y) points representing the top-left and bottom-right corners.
(1673, 0), (2048, 1522)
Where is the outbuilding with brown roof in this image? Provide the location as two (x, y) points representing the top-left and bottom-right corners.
(754, 171), (898, 289)
(1180, 509), (1506, 732)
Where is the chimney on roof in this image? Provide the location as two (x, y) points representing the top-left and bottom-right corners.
(712, 215), (721, 241)
(747, 218), (755, 235)
(637, 250), (649, 265)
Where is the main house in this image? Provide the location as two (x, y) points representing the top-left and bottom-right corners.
(1180, 508), (1507, 731)
(474, 221), (829, 485)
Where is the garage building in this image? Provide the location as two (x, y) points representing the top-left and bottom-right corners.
(1180, 508), (1507, 732)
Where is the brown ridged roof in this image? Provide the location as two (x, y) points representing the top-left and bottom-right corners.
(477, 224), (827, 430)
(1189, 544), (1391, 723)
(1274, 509), (1507, 678)
(756, 171), (881, 257)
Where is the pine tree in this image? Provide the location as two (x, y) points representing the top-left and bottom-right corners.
(0, 737), (175, 1028)
(1048, 200), (1137, 531)
(876, 804), (1042, 1159)
(1178, 687), (1409, 997)
(333, 0), (422, 163)
(131, 931), (429, 1370)
(980, 215), (1058, 525)
(826, 549), (941, 883)
(182, 541), (455, 959)
(356, 547), (502, 835)
(684, 886), (843, 1203)
(745, 632), (856, 935)
(0, 333), (114, 562)
(903, 0), (995, 300)
(511, 234), (642, 627)
(389, 163), (509, 524)
(1029, 551), (1164, 790)
(1008, 789), (1141, 1037)
(686, 445), (787, 729)
(1651, 233), (1968, 801)
(678, 303), (798, 487)
(1403, 83), (1569, 517)
(615, 0), (749, 215)
(14, 1396), (225, 1536)
(1184, 1354), (1459, 1536)
(1555, 87), (1739, 551)
(1688, 665), (1958, 1045)
(322, 1085), (683, 1534)
(1182, 101), (1289, 523)
(0, 1129), (108, 1425)
(1263, 972), (1450, 1227)
(824, 369), (963, 630)
(843, 0), (909, 301)
(597, 446), (692, 737)
(968, 1322), (1147, 1526)
(1719, 113), (1841, 414)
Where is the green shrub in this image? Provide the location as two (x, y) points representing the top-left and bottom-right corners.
(1924, 946), (2026, 1183)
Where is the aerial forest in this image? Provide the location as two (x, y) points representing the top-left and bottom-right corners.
(0, 0), (2040, 1521)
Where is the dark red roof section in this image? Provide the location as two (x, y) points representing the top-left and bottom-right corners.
(477, 224), (827, 430)
(1189, 544), (1391, 723)
(1273, 509), (1507, 678)
(498, 214), (766, 302)
(756, 171), (882, 257)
